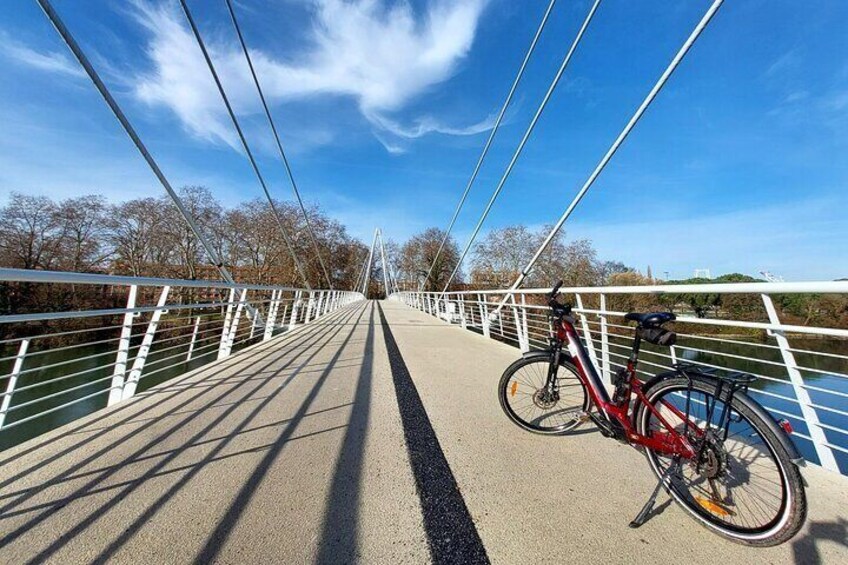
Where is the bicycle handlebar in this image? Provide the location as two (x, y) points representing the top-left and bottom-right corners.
(548, 280), (564, 308)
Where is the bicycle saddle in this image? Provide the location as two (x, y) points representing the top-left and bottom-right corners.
(625, 312), (676, 328)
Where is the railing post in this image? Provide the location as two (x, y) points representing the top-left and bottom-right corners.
(218, 288), (237, 360)
(599, 294), (610, 384)
(122, 285), (171, 400)
(279, 305), (289, 331)
(290, 290), (301, 328)
(186, 315), (201, 361)
(575, 294), (601, 374)
(510, 295), (529, 352)
(762, 294), (838, 471)
(459, 295), (467, 329)
(0, 339), (30, 429)
(316, 291), (325, 318)
(520, 294), (530, 351)
(264, 289), (281, 342)
(480, 295), (491, 339)
(305, 291), (315, 323)
(109, 285), (138, 406)
(497, 305), (504, 337)
(219, 288), (247, 360)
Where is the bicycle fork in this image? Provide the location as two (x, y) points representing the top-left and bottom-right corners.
(545, 339), (562, 392)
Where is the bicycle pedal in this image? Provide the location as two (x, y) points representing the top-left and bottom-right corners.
(587, 413), (616, 438)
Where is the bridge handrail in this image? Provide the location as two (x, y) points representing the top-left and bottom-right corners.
(0, 270), (364, 442)
(0, 267), (311, 292)
(409, 280), (848, 296)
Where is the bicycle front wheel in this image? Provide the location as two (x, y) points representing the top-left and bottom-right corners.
(498, 356), (589, 434)
(635, 374), (806, 546)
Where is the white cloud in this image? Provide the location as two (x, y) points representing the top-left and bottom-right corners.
(0, 34), (86, 78)
(130, 0), (490, 153)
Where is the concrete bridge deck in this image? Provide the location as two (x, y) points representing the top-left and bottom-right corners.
(0, 300), (846, 564)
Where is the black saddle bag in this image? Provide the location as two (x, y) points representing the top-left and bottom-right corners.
(638, 327), (677, 347)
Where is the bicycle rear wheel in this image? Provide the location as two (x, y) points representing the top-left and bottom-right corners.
(498, 356), (588, 434)
(635, 374), (806, 546)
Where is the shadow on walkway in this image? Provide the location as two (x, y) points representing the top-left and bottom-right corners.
(0, 303), (367, 564)
(376, 302), (489, 564)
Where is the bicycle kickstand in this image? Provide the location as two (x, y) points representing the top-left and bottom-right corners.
(629, 458), (680, 528)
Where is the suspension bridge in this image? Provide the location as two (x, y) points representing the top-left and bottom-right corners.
(2, 0), (847, 563)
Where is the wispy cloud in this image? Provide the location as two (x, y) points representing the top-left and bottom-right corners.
(764, 48), (802, 78)
(129, 0), (490, 153)
(0, 33), (85, 78)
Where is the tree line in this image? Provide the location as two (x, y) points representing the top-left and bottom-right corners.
(393, 224), (633, 292)
(0, 188), (367, 288)
(392, 225), (847, 330)
(2, 189), (844, 330)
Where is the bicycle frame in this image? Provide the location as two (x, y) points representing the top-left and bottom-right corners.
(553, 317), (697, 460)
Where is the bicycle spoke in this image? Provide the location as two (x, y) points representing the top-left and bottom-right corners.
(644, 383), (787, 533)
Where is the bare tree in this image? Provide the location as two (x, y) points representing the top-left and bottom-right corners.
(160, 186), (221, 279)
(107, 198), (164, 277)
(0, 192), (64, 269)
(470, 224), (603, 289)
(471, 225), (535, 287)
(56, 195), (112, 271)
(398, 228), (461, 292)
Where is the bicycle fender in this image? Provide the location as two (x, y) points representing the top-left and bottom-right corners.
(521, 349), (574, 365)
(735, 389), (804, 464)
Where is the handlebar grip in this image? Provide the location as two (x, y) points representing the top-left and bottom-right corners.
(550, 280), (563, 297)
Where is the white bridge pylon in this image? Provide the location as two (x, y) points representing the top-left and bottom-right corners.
(356, 228), (397, 297)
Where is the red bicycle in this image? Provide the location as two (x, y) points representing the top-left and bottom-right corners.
(498, 281), (807, 546)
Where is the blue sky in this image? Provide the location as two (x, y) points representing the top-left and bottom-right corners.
(1, 0), (846, 281)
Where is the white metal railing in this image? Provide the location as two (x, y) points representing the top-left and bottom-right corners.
(391, 281), (848, 475)
(0, 268), (363, 445)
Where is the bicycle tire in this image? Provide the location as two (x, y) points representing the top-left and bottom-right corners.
(635, 374), (806, 546)
(498, 356), (589, 435)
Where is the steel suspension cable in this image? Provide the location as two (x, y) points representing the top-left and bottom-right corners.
(179, 0), (312, 290)
(353, 254), (368, 293)
(420, 0), (558, 290)
(353, 244), (371, 292)
(34, 0), (236, 285)
(440, 0), (602, 295)
(489, 0), (725, 317)
(223, 0), (333, 289)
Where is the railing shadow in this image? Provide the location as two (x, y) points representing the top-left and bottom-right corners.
(192, 303), (373, 563)
(315, 304), (376, 563)
(0, 304), (359, 475)
(0, 303), (367, 563)
(792, 517), (848, 564)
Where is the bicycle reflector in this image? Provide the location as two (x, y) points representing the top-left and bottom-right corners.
(510, 381), (518, 398)
(778, 419), (793, 435)
(695, 497), (735, 517)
